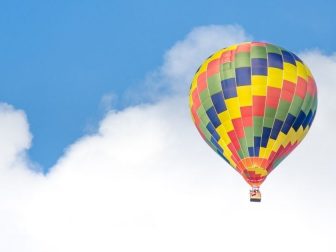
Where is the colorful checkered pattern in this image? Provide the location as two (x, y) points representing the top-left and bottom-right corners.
(189, 42), (317, 187)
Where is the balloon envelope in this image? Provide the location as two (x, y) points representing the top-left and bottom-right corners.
(189, 42), (317, 187)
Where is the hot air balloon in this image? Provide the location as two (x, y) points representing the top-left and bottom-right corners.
(189, 42), (317, 202)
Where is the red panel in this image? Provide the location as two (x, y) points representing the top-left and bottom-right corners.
(227, 131), (241, 151)
(207, 59), (220, 77)
(236, 43), (251, 53)
(253, 96), (266, 116)
(266, 87), (281, 108)
(228, 143), (240, 161)
(241, 106), (252, 117)
(281, 80), (295, 102)
(231, 154), (240, 166)
(282, 80), (296, 92)
(192, 89), (201, 109)
(232, 118), (245, 138)
(197, 72), (207, 92)
(241, 106), (253, 126)
(242, 116), (253, 127)
(307, 76), (316, 96)
(281, 90), (293, 102)
(191, 107), (200, 126)
(295, 77), (307, 99)
(251, 42), (267, 46)
(220, 50), (235, 64)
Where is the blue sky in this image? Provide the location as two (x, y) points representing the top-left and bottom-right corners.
(0, 0), (335, 170)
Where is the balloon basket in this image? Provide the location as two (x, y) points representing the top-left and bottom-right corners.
(250, 188), (261, 202)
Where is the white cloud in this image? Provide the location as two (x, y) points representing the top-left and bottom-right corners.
(0, 25), (335, 252)
(125, 25), (251, 104)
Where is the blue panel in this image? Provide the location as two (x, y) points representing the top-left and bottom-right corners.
(293, 54), (303, 63)
(268, 53), (283, 69)
(248, 147), (254, 157)
(261, 127), (271, 147)
(281, 113), (296, 134)
(235, 67), (251, 86)
(281, 50), (296, 65)
(221, 78), (237, 99)
(309, 111), (316, 127)
(270, 119), (283, 139)
(206, 107), (221, 128)
(206, 123), (220, 141)
(222, 78), (236, 89)
(252, 58), (267, 68)
(223, 88), (237, 99)
(252, 67), (267, 76)
(292, 111), (306, 131)
(211, 92), (226, 113)
(302, 110), (313, 129)
(211, 136), (223, 153)
(254, 137), (261, 156)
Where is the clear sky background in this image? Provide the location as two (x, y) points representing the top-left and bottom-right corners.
(0, 0), (335, 169)
(0, 1), (336, 251)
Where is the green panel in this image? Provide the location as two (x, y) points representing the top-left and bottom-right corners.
(234, 52), (251, 68)
(207, 74), (222, 95)
(302, 94), (313, 113)
(288, 96), (303, 115)
(221, 67), (235, 80)
(221, 62), (233, 71)
(245, 126), (254, 147)
(266, 44), (282, 54)
(265, 107), (277, 118)
(239, 138), (248, 158)
(253, 116), (263, 136)
(199, 90), (209, 103)
(251, 46), (267, 59)
(200, 112), (210, 124)
(199, 123), (212, 141)
(263, 116), (274, 128)
(276, 100), (291, 120)
(273, 157), (283, 169)
(238, 149), (244, 159)
(312, 96), (318, 111)
(197, 106), (210, 125)
(201, 96), (213, 110)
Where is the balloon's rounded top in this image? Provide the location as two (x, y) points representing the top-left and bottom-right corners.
(189, 41), (317, 187)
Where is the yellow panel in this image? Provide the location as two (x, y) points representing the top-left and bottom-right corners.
(296, 61), (308, 80)
(252, 85), (267, 96)
(259, 147), (267, 157)
(226, 45), (238, 51)
(189, 97), (193, 108)
(211, 48), (226, 60)
(217, 125), (231, 143)
(223, 119), (234, 132)
(283, 63), (297, 83)
(225, 97), (241, 119)
(272, 132), (287, 152)
(268, 68), (283, 88)
(218, 110), (231, 123)
(263, 139), (276, 158)
(252, 75), (267, 86)
(305, 65), (313, 77)
(218, 140), (231, 155)
(237, 86), (252, 106)
(218, 139), (237, 167)
(254, 167), (268, 176)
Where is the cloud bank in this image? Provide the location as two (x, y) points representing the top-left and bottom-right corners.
(0, 25), (335, 252)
